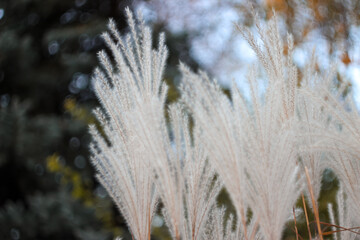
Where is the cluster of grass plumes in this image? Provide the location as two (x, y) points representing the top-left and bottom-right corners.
(90, 7), (360, 240)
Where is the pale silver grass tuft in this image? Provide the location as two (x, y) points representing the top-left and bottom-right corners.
(90, 8), (167, 240)
(88, 5), (360, 240)
(205, 207), (235, 240)
(329, 150), (360, 225)
(181, 14), (302, 240)
(236, 16), (302, 239)
(90, 8), (221, 240)
(299, 72), (360, 224)
(180, 63), (250, 238)
(296, 53), (332, 202)
(161, 104), (222, 240)
(328, 184), (360, 240)
(205, 207), (261, 240)
(149, 103), (221, 240)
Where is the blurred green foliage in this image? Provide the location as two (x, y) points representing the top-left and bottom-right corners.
(0, 0), (198, 239)
(0, 0), (131, 238)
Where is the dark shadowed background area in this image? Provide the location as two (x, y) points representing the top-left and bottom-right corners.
(0, 1), (199, 239)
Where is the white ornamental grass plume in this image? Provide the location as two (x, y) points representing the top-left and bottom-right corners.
(88, 5), (360, 240)
(295, 53), (334, 202)
(233, 16), (303, 240)
(90, 8), (221, 240)
(180, 63), (250, 237)
(205, 207), (261, 240)
(164, 104), (222, 240)
(89, 8), (167, 240)
(145, 102), (221, 240)
(299, 69), (360, 225)
(206, 207), (236, 240)
(181, 14), (302, 240)
(325, 95), (360, 225)
(328, 184), (360, 240)
(330, 151), (360, 225)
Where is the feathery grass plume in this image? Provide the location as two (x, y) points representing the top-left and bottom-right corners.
(205, 207), (233, 240)
(205, 207), (260, 240)
(235, 15), (302, 239)
(295, 53), (333, 202)
(180, 63), (250, 238)
(328, 184), (360, 240)
(181, 12), (303, 240)
(144, 102), (220, 240)
(157, 104), (222, 240)
(331, 151), (360, 226)
(89, 5), (360, 240)
(89, 8), (167, 240)
(299, 70), (360, 225)
(90, 8), (221, 240)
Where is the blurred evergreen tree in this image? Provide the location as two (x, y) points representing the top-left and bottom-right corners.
(0, 0), (200, 239)
(0, 0), (133, 239)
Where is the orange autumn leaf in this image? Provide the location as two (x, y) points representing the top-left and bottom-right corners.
(341, 52), (351, 65)
(265, 0), (287, 12)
